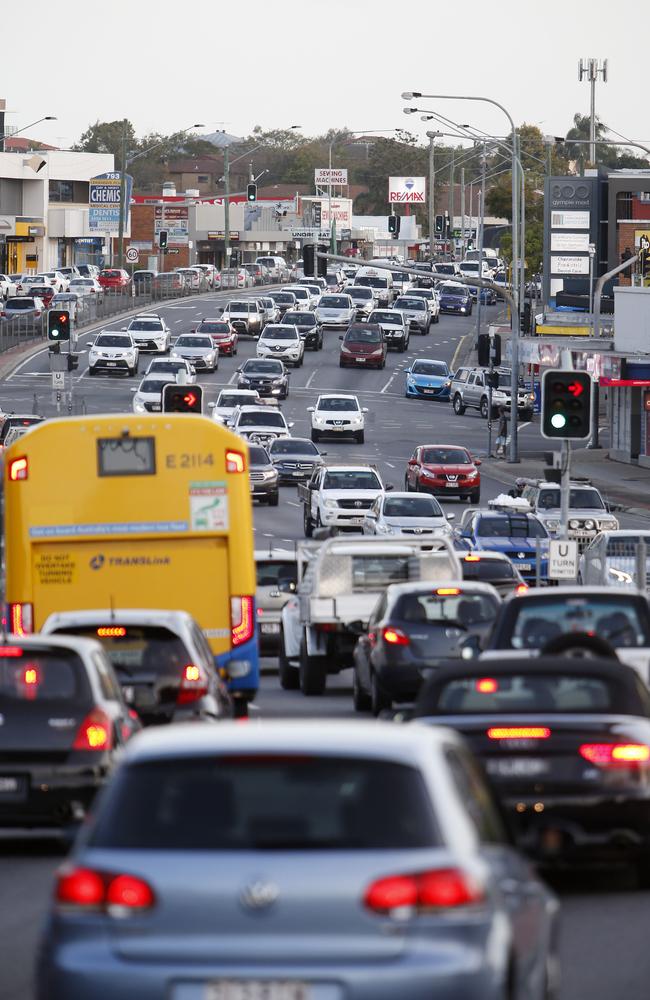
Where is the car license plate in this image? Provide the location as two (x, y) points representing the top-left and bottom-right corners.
(107, 361), (117, 367)
(486, 758), (548, 777)
(356, 358), (366, 363)
(205, 982), (309, 1000)
(517, 562), (532, 571)
(423, 389), (434, 394)
(0, 776), (27, 802)
(261, 623), (281, 635)
(292, 471), (304, 477)
(349, 516), (364, 525)
(445, 481), (457, 487)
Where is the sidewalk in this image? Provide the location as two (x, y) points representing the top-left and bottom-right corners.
(481, 447), (650, 516)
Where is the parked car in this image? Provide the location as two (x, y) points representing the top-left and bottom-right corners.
(339, 323), (387, 369)
(244, 262), (268, 285)
(76, 264), (100, 279)
(58, 265), (82, 283)
(155, 272), (185, 294)
(36, 720), (559, 1000)
(255, 255), (290, 282)
(175, 267), (208, 291)
(0, 273), (17, 299)
(68, 277), (105, 302)
(248, 444), (279, 505)
(405, 444), (481, 502)
(98, 268), (131, 291)
(49, 292), (89, 322)
(28, 284), (56, 307)
(39, 270), (68, 292)
(353, 580), (501, 713)
(132, 269), (158, 292)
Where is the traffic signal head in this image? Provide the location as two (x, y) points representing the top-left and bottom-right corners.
(388, 214), (400, 236)
(477, 333), (501, 368)
(247, 183), (257, 202)
(158, 229), (168, 249)
(162, 384), (204, 414)
(541, 369), (591, 440)
(316, 243), (328, 278)
(434, 214), (444, 235)
(642, 248), (650, 278)
(303, 243), (315, 277)
(47, 309), (70, 342)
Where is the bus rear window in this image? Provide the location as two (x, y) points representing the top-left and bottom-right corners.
(97, 437), (156, 477)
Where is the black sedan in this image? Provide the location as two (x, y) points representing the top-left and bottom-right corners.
(282, 310), (323, 350)
(268, 437), (325, 483)
(353, 581), (501, 716)
(413, 656), (650, 882)
(236, 358), (289, 398)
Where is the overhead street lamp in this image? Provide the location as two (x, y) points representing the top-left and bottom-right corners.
(0, 115), (57, 151)
(117, 122), (205, 268)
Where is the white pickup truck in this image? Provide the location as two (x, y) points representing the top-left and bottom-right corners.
(298, 463), (390, 536)
(280, 535), (461, 695)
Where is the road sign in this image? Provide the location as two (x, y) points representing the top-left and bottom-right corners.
(291, 228), (330, 241)
(125, 246), (139, 263)
(51, 371), (65, 389)
(549, 539), (579, 579)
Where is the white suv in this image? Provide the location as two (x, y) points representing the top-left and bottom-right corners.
(88, 331), (139, 377)
(257, 324), (304, 367)
(125, 314), (171, 353)
(309, 394), (368, 444)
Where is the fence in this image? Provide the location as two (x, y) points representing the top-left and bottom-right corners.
(580, 537), (649, 591)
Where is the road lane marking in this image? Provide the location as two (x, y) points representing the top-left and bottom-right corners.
(380, 376), (395, 394)
(305, 370), (317, 389)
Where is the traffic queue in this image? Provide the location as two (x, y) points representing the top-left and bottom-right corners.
(2, 250), (649, 1000)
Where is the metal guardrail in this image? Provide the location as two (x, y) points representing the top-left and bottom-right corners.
(580, 538), (649, 590)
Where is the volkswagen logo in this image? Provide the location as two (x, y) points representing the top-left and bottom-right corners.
(240, 880), (279, 911)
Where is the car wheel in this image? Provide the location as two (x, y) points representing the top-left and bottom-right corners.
(268, 491), (279, 507)
(353, 667), (372, 712)
(339, 358), (345, 367)
(434, 313), (440, 323)
(480, 397), (489, 419)
(88, 366), (95, 376)
(404, 476), (412, 491)
(522, 409), (534, 421)
(304, 508), (314, 537)
(453, 394), (466, 415)
(355, 430), (365, 444)
(470, 490), (481, 504)
(399, 340), (407, 353)
(299, 636), (327, 696)
(311, 429), (320, 443)
(371, 673), (391, 717)
(279, 638), (299, 690)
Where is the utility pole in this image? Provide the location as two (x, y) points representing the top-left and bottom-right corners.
(475, 143), (486, 349)
(117, 119), (127, 268)
(449, 152), (455, 258)
(579, 58), (608, 164)
(223, 144), (230, 276)
(460, 167), (465, 261)
(428, 133), (435, 258)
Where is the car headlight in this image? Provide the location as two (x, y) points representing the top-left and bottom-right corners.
(239, 377), (250, 385)
(609, 566), (633, 584)
(466, 470), (478, 479)
(601, 519), (619, 530)
(583, 519), (595, 530)
(569, 519), (580, 529)
(545, 519), (560, 533)
(324, 499), (339, 509)
(133, 400), (145, 413)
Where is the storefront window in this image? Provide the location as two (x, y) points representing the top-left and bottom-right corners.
(49, 181), (74, 203)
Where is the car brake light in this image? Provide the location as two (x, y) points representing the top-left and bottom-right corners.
(97, 626), (127, 638)
(464, 555), (481, 562)
(73, 708), (113, 750)
(0, 645), (23, 656)
(8, 602), (33, 635)
(364, 868), (483, 915)
(579, 743), (650, 766)
(231, 595), (254, 647)
(436, 587), (461, 596)
(56, 866), (155, 912)
(488, 727), (551, 740)
(177, 663), (209, 704)
(516, 584), (529, 594)
(476, 677), (498, 693)
(226, 449), (246, 473)
(8, 456), (28, 480)
(381, 626), (410, 646)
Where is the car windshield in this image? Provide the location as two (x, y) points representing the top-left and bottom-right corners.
(200, 322), (230, 334)
(421, 447), (470, 464)
(270, 293), (294, 304)
(537, 488), (606, 510)
(370, 312), (400, 324)
(270, 439), (319, 455)
(262, 328), (296, 341)
(323, 471), (381, 490)
(149, 361), (185, 373)
(395, 592), (497, 625)
(435, 265), (456, 274)
(395, 298), (425, 310)
(228, 302), (251, 312)
(508, 596), (650, 649)
(139, 379), (168, 393)
(320, 296), (349, 308)
(355, 277), (387, 289)
(70, 279), (94, 287)
(434, 673), (626, 714)
(288, 288), (308, 298)
(318, 398), (359, 412)
(461, 263), (480, 272)
(239, 412), (286, 428)
(63, 625), (190, 679)
(441, 284), (465, 296)
(462, 558), (516, 581)
(256, 560), (297, 588)
(349, 287), (373, 300)
(243, 361), (283, 375)
(88, 755), (438, 851)
(101, 270), (122, 278)
(476, 515), (547, 539)
(176, 337), (212, 348)
(412, 363), (448, 377)
(130, 320), (161, 330)
(249, 446), (271, 464)
(345, 327), (381, 344)
(383, 496), (443, 518)
(283, 312), (314, 327)
(95, 335), (131, 347)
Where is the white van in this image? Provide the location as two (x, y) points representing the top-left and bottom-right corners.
(255, 256), (289, 283)
(354, 266), (394, 307)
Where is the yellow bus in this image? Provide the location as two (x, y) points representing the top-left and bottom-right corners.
(3, 414), (259, 709)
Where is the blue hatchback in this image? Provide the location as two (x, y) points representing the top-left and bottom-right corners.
(405, 358), (451, 399)
(438, 281), (473, 314)
(457, 510), (550, 582)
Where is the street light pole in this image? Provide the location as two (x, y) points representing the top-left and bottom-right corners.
(117, 119), (128, 269)
(223, 144), (231, 273)
(428, 133), (436, 257)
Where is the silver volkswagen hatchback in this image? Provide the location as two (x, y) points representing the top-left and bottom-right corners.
(38, 721), (558, 1000)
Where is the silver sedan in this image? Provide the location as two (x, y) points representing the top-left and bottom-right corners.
(171, 334), (218, 372)
(37, 720), (559, 1000)
(315, 293), (355, 328)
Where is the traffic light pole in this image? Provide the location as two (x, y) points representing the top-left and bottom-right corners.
(560, 440), (571, 540)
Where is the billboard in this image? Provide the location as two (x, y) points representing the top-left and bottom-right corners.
(389, 176), (426, 203)
(154, 205), (188, 245)
(89, 172), (132, 234)
(315, 168), (348, 186)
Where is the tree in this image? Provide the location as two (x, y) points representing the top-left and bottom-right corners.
(73, 120), (136, 167)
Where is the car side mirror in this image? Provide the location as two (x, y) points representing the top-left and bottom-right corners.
(460, 635), (481, 658)
(385, 484), (394, 492)
(288, 422), (295, 428)
(408, 458), (418, 466)
(130, 387), (137, 392)
(447, 512), (455, 521)
(474, 458), (482, 466)
(338, 335), (344, 340)
(362, 407), (369, 412)
(347, 619), (366, 636)
(307, 406), (315, 412)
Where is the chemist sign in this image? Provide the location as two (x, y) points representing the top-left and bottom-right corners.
(89, 172), (133, 234)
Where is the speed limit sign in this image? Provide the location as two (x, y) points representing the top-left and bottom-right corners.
(125, 246), (139, 263)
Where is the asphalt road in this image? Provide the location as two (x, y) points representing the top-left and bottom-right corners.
(1, 288), (649, 999)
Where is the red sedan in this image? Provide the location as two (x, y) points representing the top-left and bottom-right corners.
(195, 318), (238, 356)
(404, 444), (481, 503)
(98, 268), (131, 291)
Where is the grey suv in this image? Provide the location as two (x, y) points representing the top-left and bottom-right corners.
(449, 366), (535, 420)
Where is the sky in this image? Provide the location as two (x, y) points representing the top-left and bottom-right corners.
(5, 0), (649, 156)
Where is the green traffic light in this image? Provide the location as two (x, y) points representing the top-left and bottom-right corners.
(551, 413), (567, 429)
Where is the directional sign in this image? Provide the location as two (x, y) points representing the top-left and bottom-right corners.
(125, 246), (139, 263)
(549, 539), (579, 579)
(51, 371), (65, 389)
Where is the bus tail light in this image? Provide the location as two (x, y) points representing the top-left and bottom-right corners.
(226, 449), (246, 473)
(73, 709), (113, 751)
(231, 596), (254, 647)
(8, 456), (28, 481)
(177, 663), (209, 704)
(8, 603), (33, 636)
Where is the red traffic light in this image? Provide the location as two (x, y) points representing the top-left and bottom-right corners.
(183, 392), (197, 408)
(162, 384), (204, 414)
(567, 381), (584, 398)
